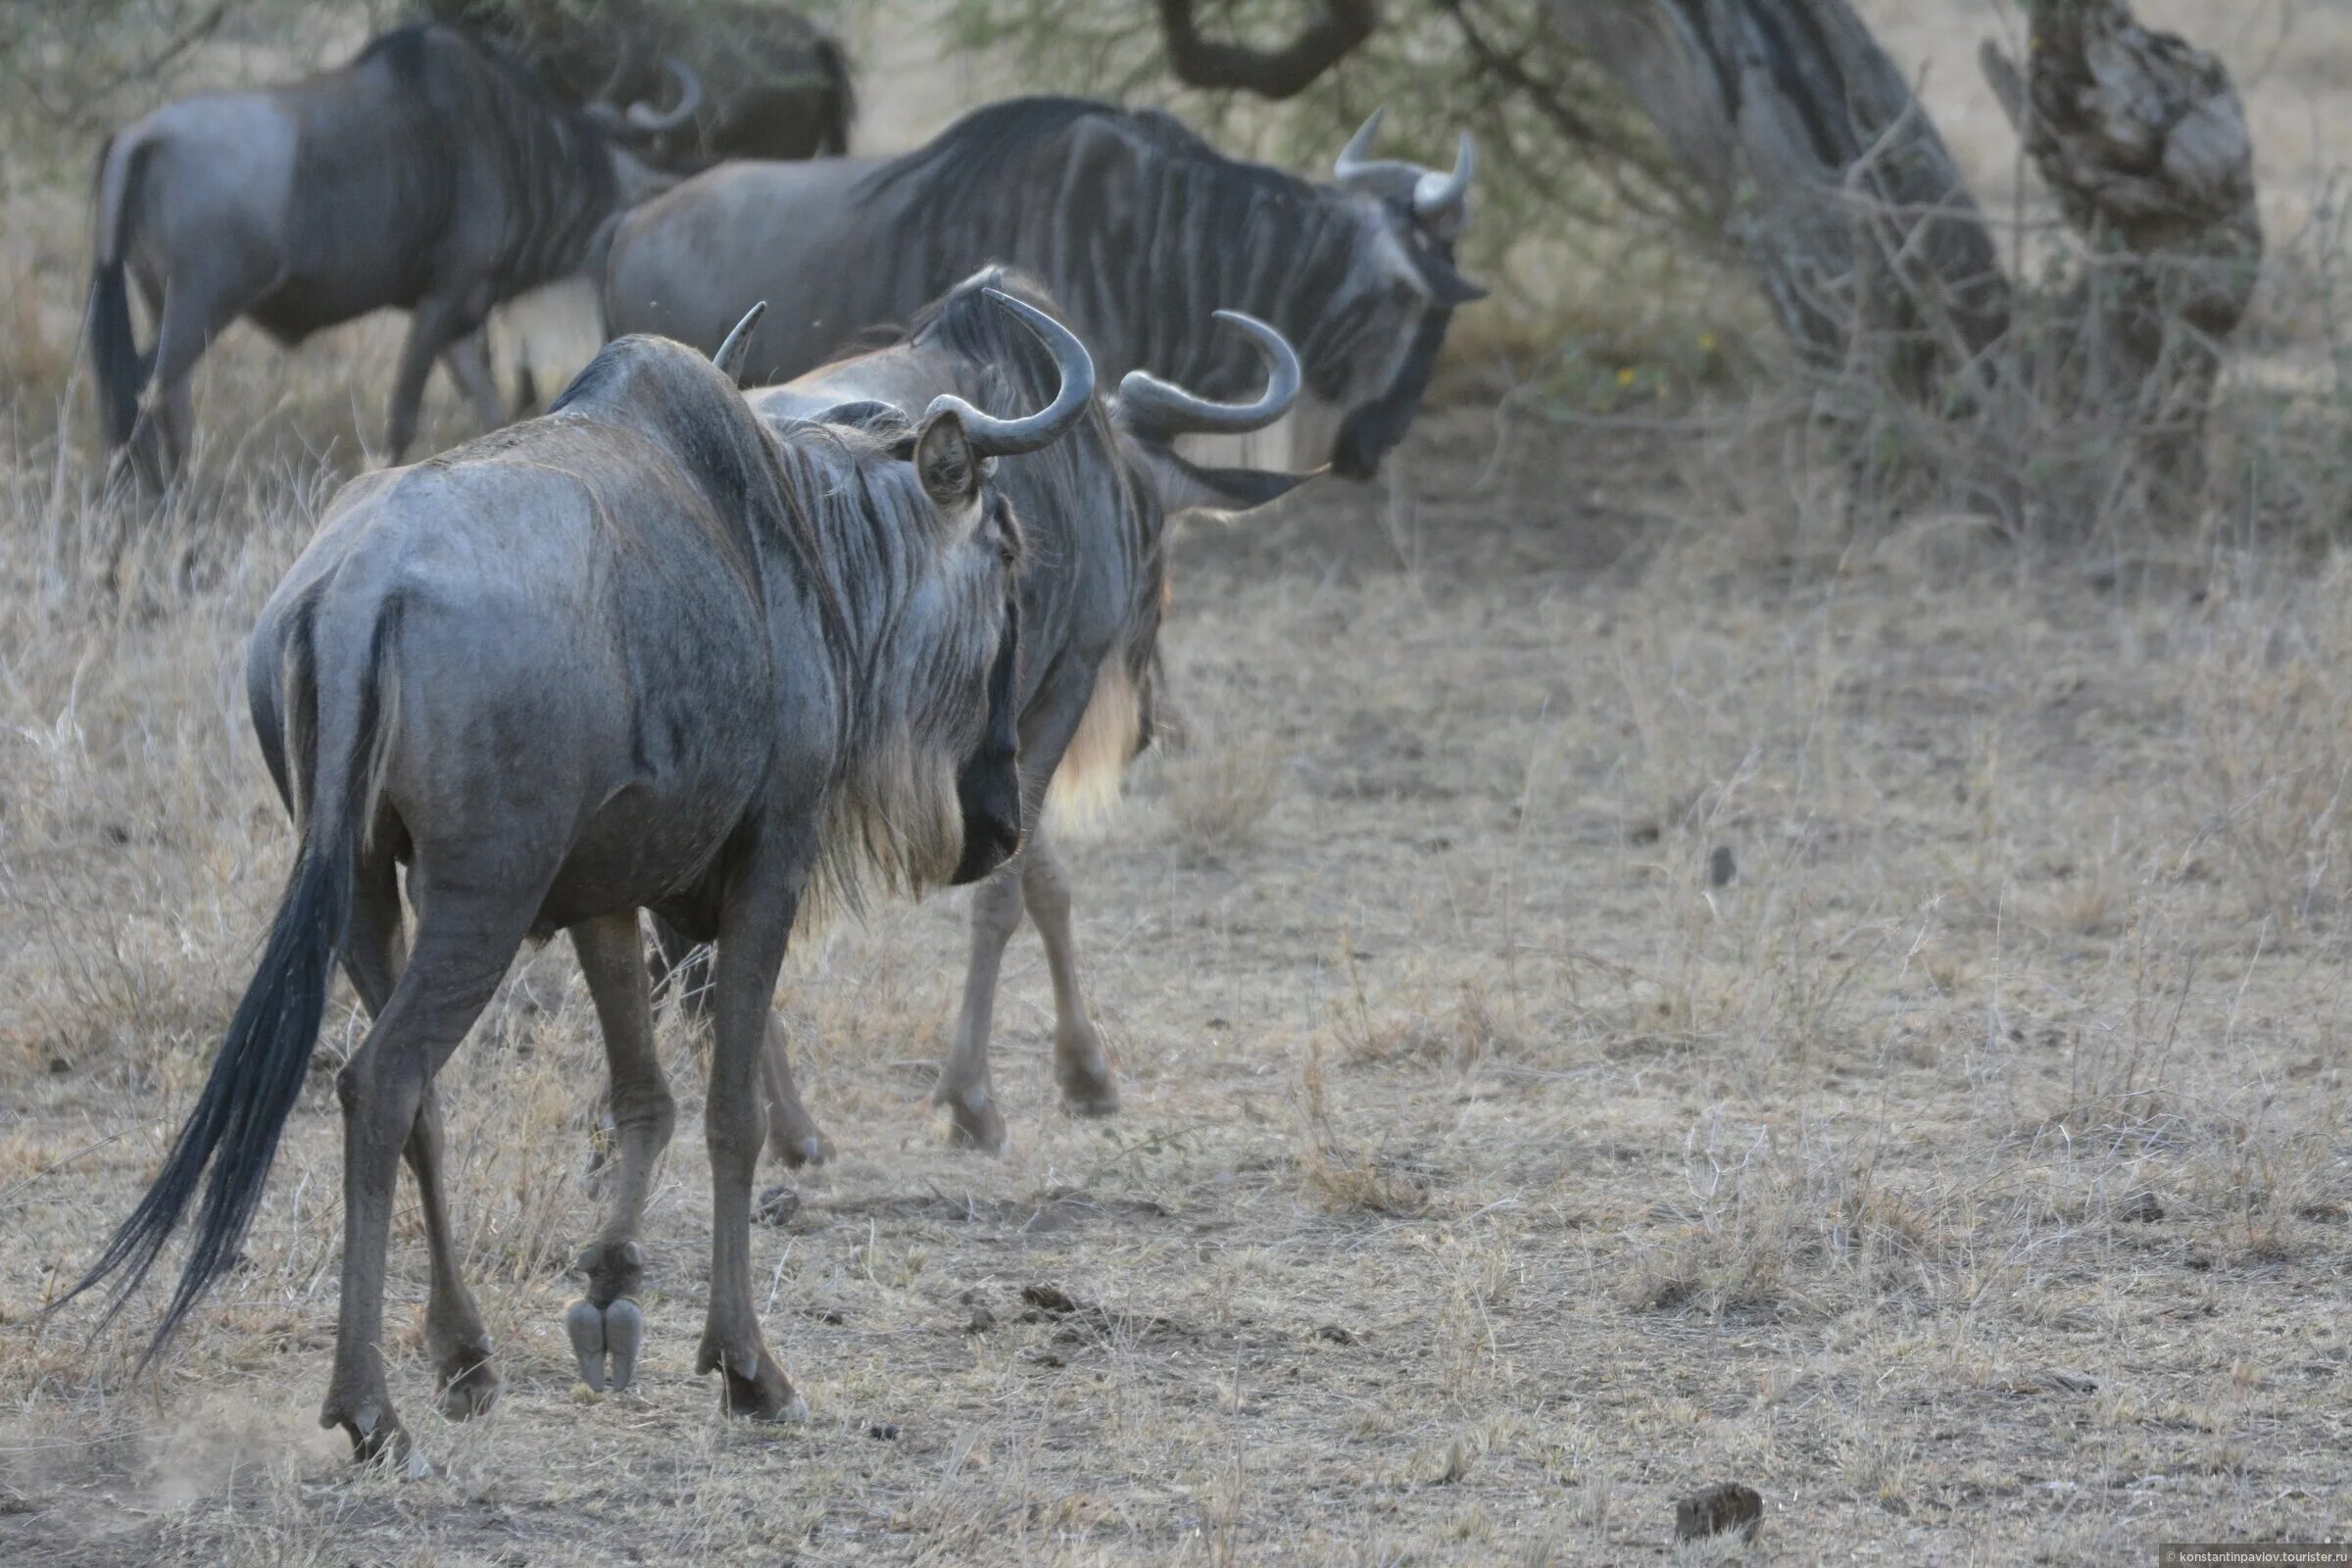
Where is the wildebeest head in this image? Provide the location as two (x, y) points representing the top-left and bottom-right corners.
(1313, 110), (1484, 480)
(753, 267), (1313, 849)
(743, 291), (1095, 891)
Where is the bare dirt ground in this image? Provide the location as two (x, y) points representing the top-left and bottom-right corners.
(4, 4), (2352, 1561)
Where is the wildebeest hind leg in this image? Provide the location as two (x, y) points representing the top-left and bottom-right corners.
(406, 1079), (500, 1419)
(932, 861), (1023, 1152)
(134, 260), (261, 488)
(337, 847), (496, 1418)
(1022, 825), (1118, 1117)
(342, 840), (406, 1015)
(321, 898), (528, 1467)
(696, 844), (810, 1423)
(564, 910), (672, 1394)
(757, 1015), (832, 1169)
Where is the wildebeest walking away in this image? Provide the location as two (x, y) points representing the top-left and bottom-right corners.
(426, 0), (857, 163)
(86, 23), (697, 490)
(643, 267), (1314, 1156)
(57, 293), (1096, 1461)
(604, 96), (1481, 477)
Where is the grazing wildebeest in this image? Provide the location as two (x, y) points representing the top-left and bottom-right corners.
(642, 267), (1312, 1157)
(425, 0), (856, 163)
(60, 293), (1095, 1461)
(87, 23), (697, 488)
(603, 96), (1481, 477)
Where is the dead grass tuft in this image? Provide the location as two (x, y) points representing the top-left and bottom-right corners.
(1159, 707), (1285, 856)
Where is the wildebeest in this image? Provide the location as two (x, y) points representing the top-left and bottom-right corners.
(88, 23), (698, 488)
(60, 292), (1095, 1460)
(642, 267), (1312, 1160)
(425, 0), (856, 163)
(603, 96), (1481, 478)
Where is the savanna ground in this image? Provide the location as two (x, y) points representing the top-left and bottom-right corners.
(5, 3), (2352, 1564)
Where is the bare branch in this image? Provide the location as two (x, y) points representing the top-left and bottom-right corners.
(1153, 0), (1377, 100)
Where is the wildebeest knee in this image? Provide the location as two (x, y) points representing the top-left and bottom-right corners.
(611, 1080), (676, 1145)
(1021, 851), (1072, 926)
(968, 863), (1024, 941)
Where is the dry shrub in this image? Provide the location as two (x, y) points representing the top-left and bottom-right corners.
(1161, 709), (1284, 855)
(1292, 1032), (1430, 1216)
(1624, 1123), (1943, 1319)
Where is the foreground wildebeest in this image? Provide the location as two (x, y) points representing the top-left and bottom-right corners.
(604, 97), (1481, 477)
(61, 293), (1095, 1460)
(426, 0), (856, 163)
(88, 23), (697, 488)
(642, 267), (1311, 1158)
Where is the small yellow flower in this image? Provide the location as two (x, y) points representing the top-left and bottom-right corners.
(1698, 331), (1719, 352)
(1616, 367), (1638, 386)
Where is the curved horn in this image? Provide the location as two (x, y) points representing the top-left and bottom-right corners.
(625, 59), (702, 133)
(921, 289), (1096, 459)
(1412, 131), (1475, 219)
(1112, 312), (1300, 440)
(1333, 108), (1390, 185)
(712, 301), (766, 381)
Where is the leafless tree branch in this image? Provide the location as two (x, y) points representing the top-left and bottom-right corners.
(1153, 0), (1378, 100)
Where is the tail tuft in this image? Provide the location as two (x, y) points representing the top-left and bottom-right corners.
(87, 134), (149, 451)
(56, 604), (392, 1362)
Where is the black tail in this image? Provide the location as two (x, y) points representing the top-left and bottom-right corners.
(815, 35), (856, 157)
(87, 136), (148, 451)
(58, 609), (389, 1361)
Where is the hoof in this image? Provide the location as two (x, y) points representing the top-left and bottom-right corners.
(324, 1397), (414, 1470)
(1054, 1029), (1118, 1116)
(435, 1350), (502, 1421)
(715, 1351), (807, 1423)
(767, 1127), (833, 1170)
(575, 1238), (646, 1304)
(1058, 1072), (1121, 1119)
(697, 1329), (806, 1423)
(935, 1082), (1007, 1153)
(565, 1297), (646, 1393)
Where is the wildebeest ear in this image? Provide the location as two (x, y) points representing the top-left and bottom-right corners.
(913, 411), (982, 507)
(1138, 447), (1320, 516)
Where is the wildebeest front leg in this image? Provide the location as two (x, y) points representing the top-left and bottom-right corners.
(384, 294), (485, 465)
(932, 861), (1024, 1152)
(321, 907), (522, 1466)
(648, 917), (830, 1169)
(564, 911), (672, 1393)
(1022, 824), (1119, 1117)
(439, 329), (509, 432)
(697, 854), (808, 1422)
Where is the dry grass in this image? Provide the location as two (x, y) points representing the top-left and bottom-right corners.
(4, 8), (2352, 1561)
(10, 349), (2351, 1562)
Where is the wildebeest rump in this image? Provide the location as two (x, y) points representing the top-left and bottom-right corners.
(603, 96), (1481, 478)
(648, 267), (1314, 1157)
(425, 0), (856, 163)
(57, 294), (1096, 1462)
(87, 23), (695, 489)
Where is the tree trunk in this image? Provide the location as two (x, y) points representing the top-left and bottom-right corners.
(1979, 0), (2262, 499)
(1551, 0), (2260, 529)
